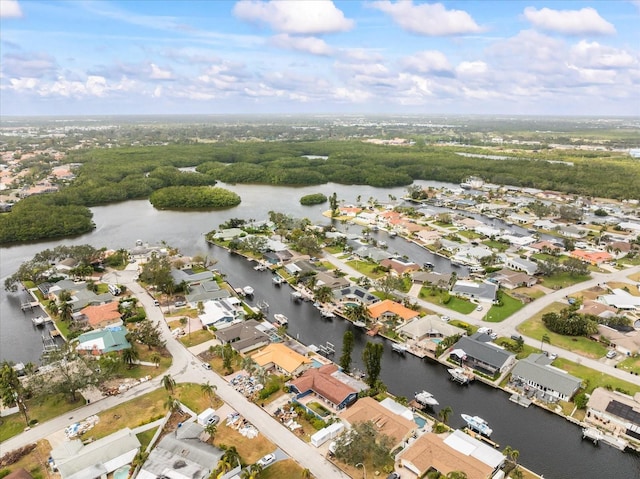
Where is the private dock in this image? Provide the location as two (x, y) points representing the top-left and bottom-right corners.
(509, 393), (532, 408)
(582, 427), (602, 445)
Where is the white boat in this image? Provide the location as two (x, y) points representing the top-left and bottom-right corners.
(415, 390), (439, 407)
(392, 342), (407, 354)
(320, 309), (335, 319)
(291, 291), (303, 301)
(31, 316), (45, 327)
(448, 367), (471, 384)
(273, 314), (288, 327)
(253, 263), (267, 271)
(389, 231), (398, 237)
(461, 414), (492, 436)
(273, 276), (284, 286)
(353, 320), (367, 329)
(243, 286), (254, 296)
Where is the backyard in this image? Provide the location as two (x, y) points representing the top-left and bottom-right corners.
(484, 293), (525, 322)
(419, 287), (476, 314)
(552, 358), (640, 396)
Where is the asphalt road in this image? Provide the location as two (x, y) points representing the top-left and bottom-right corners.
(2, 267), (350, 479)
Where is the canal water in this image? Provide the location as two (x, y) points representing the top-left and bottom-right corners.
(1, 182), (639, 478)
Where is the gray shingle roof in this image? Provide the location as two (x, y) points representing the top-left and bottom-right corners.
(511, 354), (582, 396)
(454, 335), (515, 369)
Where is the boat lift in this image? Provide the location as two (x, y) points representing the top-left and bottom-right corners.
(318, 341), (335, 356)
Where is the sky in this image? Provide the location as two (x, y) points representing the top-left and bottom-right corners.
(1, 0), (639, 116)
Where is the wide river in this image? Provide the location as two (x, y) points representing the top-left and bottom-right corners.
(1, 181), (638, 478)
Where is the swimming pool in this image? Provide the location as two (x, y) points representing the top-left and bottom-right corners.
(343, 302), (359, 308)
(113, 466), (130, 479)
(431, 338), (442, 344)
(414, 414), (427, 428)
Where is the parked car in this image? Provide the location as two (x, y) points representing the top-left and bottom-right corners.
(202, 362), (211, 370)
(489, 333), (498, 340)
(387, 473), (400, 479)
(549, 353), (558, 360)
(257, 453), (276, 467)
(153, 300), (160, 306)
(174, 301), (187, 308)
(206, 414), (220, 426)
(441, 315), (450, 322)
(476, 305), (483, 311)
(606, 350), (617, 359)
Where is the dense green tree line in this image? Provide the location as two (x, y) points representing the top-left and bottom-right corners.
(149, 186), (241, 209)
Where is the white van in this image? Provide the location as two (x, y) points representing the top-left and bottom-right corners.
(108, 284), (121, 296)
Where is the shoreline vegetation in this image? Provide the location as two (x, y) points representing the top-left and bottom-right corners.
(1, 135), (639, 244)
(149, 185), (241, 210)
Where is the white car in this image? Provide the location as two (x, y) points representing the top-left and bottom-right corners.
(476, 305), (483, 311)
(549, 353), (558, 360)
(606, 350), (617, 359)
(257, 453), (276, 467)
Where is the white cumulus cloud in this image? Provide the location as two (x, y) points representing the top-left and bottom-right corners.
(523, 7), (616, 35)
(233, 0), (354, 34)
(370, 0), (483, 36)
(270, 34), (333, 56)
(569, 40), (636, 69)
(400, 50), (452, 74)
(0, 0), (22, 18)
(149, 63), (174, 80)
(456, 61), (488, 76)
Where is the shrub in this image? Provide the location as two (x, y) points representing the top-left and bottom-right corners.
(300, 193), (328, 206)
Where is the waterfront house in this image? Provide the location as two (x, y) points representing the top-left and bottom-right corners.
(198, 297), (244, 329)
(451, 334), (516, 376)
(47, 280), (115, 312)
(415, 229), (442, 244)
(213, 227), (245, 241)
(367, 299), (419, 324)
(451, 280), (498, 303)
(528, 240), (562, 253)
(138, 422), (223, 479)
(397, 315), (466, 344)
(586, 388), (640, 442)
(213, 319), (270, 354)
(332, 285), (379, 306)
(398, 429), (505, 479)
(314, 271), (350, 290)
(185, 280), (230, 305)
(340, 396), (417, 450)
(411, 271), (452, 288)
(595, 325), (640, 356)
(597, 289), (640, 311)
(504, 256), (538, 275)
(510, 353), (582, 401)
(251, 343), (313, 377)
(288, 364), (360, 411)
(75, 328), (131, 355)
(380, 257), (421, 276)
(50, 427), (140, 479)
(170, 268), (214, 286)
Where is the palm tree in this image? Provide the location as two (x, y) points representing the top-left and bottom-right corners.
(438, 406), (453, 425)
(445, 472), (467, 479)
(59, 301), (73, 322)
(164, 396), (181, 413)
(510, 467), (523, 479)
(122, 347), (139, 369)
(220, 446), (241, 471)
(242, 356), (258, 375)
(510, 449), (520, 465)
(240, 464), (262, 479)
(47, 300), (59, 316)
(162, 374), (176, 396)
(314, 285), (333, 304)
(201, 381), (217, 405)
(204, 422), (217, 440)
(150, 352), (161, 368)
(301, 468), (311, 479)
(541, 333), (550, 351)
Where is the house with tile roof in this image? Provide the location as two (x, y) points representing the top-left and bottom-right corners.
(251, 343), (312, 377)
(398, 430), (505, 479)
(379, 257), (421, 276)
(339, 397), (417, 449)
(75, 328), (131, 355)
(511, 353), (582, 401)
(367, 299), (419, 324)
(571, 249), (613, 265)
(288, 364), (359, 411)
(489, 269), (537, 290)
(79, 301), (122, 329)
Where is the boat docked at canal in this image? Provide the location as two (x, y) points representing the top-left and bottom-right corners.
(272, 276), (285, 286)
(31, 315), (45, 327)
(320, 309), (335, 319)
(392, 342), (407, 354)
(243, 286), (255, 296)
(448, 367), (472, 384)
(415, 390), (439, 407)
(461, 414), (492, 437)
(273, 314), (288, 327)
(353, 320), (367, 329)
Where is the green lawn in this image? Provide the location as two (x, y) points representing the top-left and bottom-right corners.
(345, 260), (386, 279)
(324, 245), (343, 254)
(419, 288), (476, 314)
(484, 293), (525, 322)
(553, 358), (640, 396)
(517, 302), (608, 358)
(136, 426), (158, 450)
(457, 230), (483, 240)
(482, 240), (509, 252)
(616, 356), (640, 375)
(179, 329), (214, 347)
(0, 393), (83, 442)
(540, 272), (591, 289)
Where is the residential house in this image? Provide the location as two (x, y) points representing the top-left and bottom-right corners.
(78, 302), (122, 329)
(571, 249), (613, 265)
(367, 299), (419, 324)
(598, 289), (640, 311)
(439, 239), (462, 254)
(499, 234), (536, 247)
(75, 328), (131, 355)
(586, 388), (640, 441)
(214, 319), (270, 354)
(398, 429), (505, 479)
(415, 229), (442, 244)
(397, 315), (466, 345)
(289, 364), (360, 411)
(138, 422), (224, 479)
(379, 257), (420, 276)
(170, 268), (214, 286)
(213, 228), (245, 241)
(411, 271), (452, 288)
(47, 280), (115, 312)
(251, 343), (313, 377)
(339, 397), (417, 450)
(332, 286), (379, 305)
(354, 246), (393, 262)
(580, 299), (618, 319)
(55, 257), (79, 273)
(451, 334), (516, 376)
(474, 224), (502, 238)
(504, 256), (538, 275)
(451, 245), (493, 266)
(50, 427), (140, 479)
(451, 280), (498, 303)
(557, 225), (584, 239)
(511, 353), (582, 401)
(596, 325), (640, 356)
(198, 297), (244, 329)
(455, 217), (483, 230)
(338, 206), (362, 217)
(489, 269), (536, 290)
(528, 240), (562, 253)
(315, 271), (350, 290)
(185, 280), (230, 305)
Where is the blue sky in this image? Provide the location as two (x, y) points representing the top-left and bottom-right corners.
(1, 0), (638, 116)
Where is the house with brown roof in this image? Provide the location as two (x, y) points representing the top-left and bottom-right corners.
(288, 364), (359, 411)
(368, 299), (419, 324)
(214, 319), (270, 354)
(251, 343), (312, 377)
(398, 430), (505, 479)
(380, 257), (421, 276)
(528, 240), (562, 254)
(79, 301), (122, 329)
(489, 269), (536, 290)
(339, 397), (416, 449)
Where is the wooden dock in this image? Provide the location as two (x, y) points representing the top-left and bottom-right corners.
(464, 428), (500, 449)
(509, 393), (532, 408)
